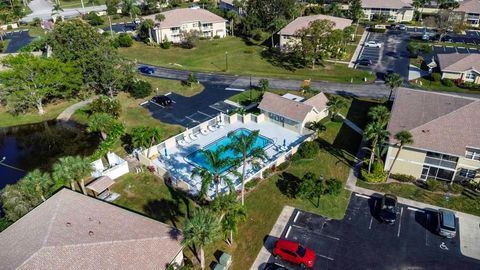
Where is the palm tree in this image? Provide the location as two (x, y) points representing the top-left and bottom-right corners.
(140, 19), (155, 42)
(86, 113), (124, 141)
(326, 96), (347, 120)
(307, 120), (327, 138)
(51, 3), (64, 17)
(182, 208), (221, 270)
(20, 169), (55, 202)
(368, 105), (390, 127)
(53, 156), (93, 195)
(122, 0), (140, 19)
(222, 202), (246, 246)
(363, 122), (390, 173)
(385, 72), (403, 101)
(155, 13), (165, 23)
(191, 147), (233, 199)
(228, 130), (267, 205)
(226, 10), (239, 36)
(130, 126), (163, 157)
(1, 184), (40, 222)
(386, 131), (414, 180)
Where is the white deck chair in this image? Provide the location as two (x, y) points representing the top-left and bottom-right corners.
(189, 133), (198, 141)
(184, 136), (192, 144)
(201, 128), (209, 135)
(208, 125), (217, 132)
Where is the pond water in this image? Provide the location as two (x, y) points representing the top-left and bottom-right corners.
(0, 121), (100, 190)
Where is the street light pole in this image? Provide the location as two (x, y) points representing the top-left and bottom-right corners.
(225, 51), (228, 71)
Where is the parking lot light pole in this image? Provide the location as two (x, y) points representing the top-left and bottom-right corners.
(225, 51), (228, 71)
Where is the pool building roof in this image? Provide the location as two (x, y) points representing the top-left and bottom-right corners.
(258, 92), (329, 122)
(0, 188), (183, 270)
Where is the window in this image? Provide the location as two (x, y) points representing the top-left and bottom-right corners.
(424, 152), (458, 169)
(459, 168), (477, 179)
(421, 165), (456, 181)
(466, 149), (480, 161)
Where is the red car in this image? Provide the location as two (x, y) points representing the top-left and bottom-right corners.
(273, 239), (316, 268)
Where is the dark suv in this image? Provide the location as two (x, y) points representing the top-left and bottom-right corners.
(437, 209), (457, 238)
(151, 95), (173, 107)
(379, 194), (398, 224)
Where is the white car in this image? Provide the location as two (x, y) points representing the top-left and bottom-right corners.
(364, 41), (382, 48)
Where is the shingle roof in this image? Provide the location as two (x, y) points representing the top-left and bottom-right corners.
(437, 53), (480, 73)
(456, 0), (480, 14)
(0, 189), (183, 270)
(144, 8), (226, 29)
(258, 92), (328, 122)
(279, 15), (352, 36)
(361, 0), (412, 9)
(387, 88), (480, 155)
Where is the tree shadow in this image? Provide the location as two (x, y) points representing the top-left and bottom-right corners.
(344, 99), (387, 129)
(260, 48), (305, 71)
(276, 172), (302, 198)
(143, 198), (185, 228)
(331, 124), (363, 165)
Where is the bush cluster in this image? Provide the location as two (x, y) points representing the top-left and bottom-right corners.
(89, 96), (121, 118)
(390, 173), (416, 183)
(276, 161), (291, 171)
(128, 80), (152, 99)
(426, 178), (441, 191)
(441, 79), (455, 87)
(245, 178), (260, 190)
(297, 141), (320, 159)
(361, 163), (387, 183)
(116, 33), (133, 47)
(86, 12), (104, 26)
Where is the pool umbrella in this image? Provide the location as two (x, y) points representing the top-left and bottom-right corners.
(283, 139), (286, 147)
(164, 148), (168, 156)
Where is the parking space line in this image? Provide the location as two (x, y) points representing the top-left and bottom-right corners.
(319, 254), (334, 261)
(397, 207), (403, 237)
(285, 225), (292, 238)
(369, 216), (373, 230)
(197, 110), (213, 117)
(185, 115), (199, 123)
(150, 101), (164, 108)
(293, 211), (301, 223)
(407, 207), (425, 213)
(355, 194), (370, 199)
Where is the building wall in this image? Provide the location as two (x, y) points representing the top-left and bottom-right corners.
(262, 110), (302, 133)
(153, 21), (226, 43)
(441, 70), (480, 84)
(384, 146), (426, 178)
(302, 109), (329, 132)
(169, 250), (184, 270)
(456, 157), (480, 182)
(362, 8), (414, 22)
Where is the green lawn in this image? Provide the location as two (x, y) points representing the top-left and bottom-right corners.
(357, 181), (480, 216)
(410, 74), (480, 94)
(119, 37), (374, 83)
(60, 0), (106, 9)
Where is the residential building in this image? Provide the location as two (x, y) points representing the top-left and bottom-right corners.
(385, 88), (480, 183)
(278, 14), (352, 49)
(144, 7), (227, 44)
(456, 0), (480, 27)
(436, 53), (480, 84)
(258, 92), (329, 134)
(219, 0), (244, 15)
(361, 0), (414, 22)
(0, 189), (184, 270)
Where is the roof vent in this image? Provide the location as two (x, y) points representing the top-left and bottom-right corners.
(422, 129), (430, 133)
(88, 231), (94, 237)
(88, 217), (92, 221)
(66, 222), (72, 227)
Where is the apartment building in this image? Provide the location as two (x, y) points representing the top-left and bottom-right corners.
(385, 88), (480, 183)
(362, 0), (414, 22)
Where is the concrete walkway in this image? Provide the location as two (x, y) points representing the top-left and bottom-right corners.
(250, 206), (294, 270)
(408, 64), (430, 81)
(339, 114), (363, 134)
(56, 96), (97, 122)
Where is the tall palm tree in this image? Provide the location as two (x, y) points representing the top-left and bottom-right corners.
(53, 156), (93, 195)
(20, 169), (55, 202)
(140, 19), (155, 42)
(87, 113), (124, 141)
(368, 105), (390, 127)
(130, 126), (163, 157)
(182, 208), (221, 270)
(228, 130), (267, 205)
(222, 202), (246, 246)
(363, 122), (390, 173)
(386, 131), (414, 180)
(226, 10), (239, 36)
(326, 96), (347, 120)
(191, 147), (233, 199)
(308, 120), (327, 138)
(385, 72), (403, 101)
(51, 3), (64, 17)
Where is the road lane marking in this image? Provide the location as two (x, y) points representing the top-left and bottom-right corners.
(293, 211), (301, 223)
(407, 207), (425, 213)
(369, 216), (373, 230)
(397, 207), (403, 237)
(319, 254), (334, 261)
(355, 194), (370, 199)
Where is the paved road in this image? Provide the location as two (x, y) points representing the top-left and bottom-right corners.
(22, 0), (106, 22)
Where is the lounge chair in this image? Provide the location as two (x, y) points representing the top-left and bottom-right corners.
(208, 125), (217, 132)
(189, 133), (198, 141)
(178, 140), (186, 146)
(184, 136), (192, 144)
(217, 122), (225, 129)
(201, 128), (209, 135)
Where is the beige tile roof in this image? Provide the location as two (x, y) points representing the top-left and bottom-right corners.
(0, 189), (183, 270)
(457, 0), (480, 14)
(144, 8), (226, 29)
(279, 15), (352, 36)
(361, 0), (412, 9)
(437, 53), (480, 73)
(86, 176), (115, 194)
(387, 88), (480, 155)
(258, 92), (328, 122)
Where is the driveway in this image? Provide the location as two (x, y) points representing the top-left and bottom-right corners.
(256, 194), (480, 269)
(3, 30), (36, 53)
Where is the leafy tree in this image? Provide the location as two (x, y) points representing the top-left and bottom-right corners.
(227, 130), (267, 205)
(297, 140), (319, 159)
(53, 156), (92, 195)
(326, 95), (347, 120)
(89, 95), (121, 118)
(182, 208), (221, 270)
(258, 78), (269, 93)
(85, 12), (104, 25)
(347, 0), (363, 22)
(130, 126), (163, 156)
(363, 121), (389, 173)
(385, 72), (403, 100)
(106, 0), (120, 15)
(51, 3), (63, 16)
(324, 178), (342, 195)
(412, 0), (429, 21)
(191, 147), (233, 199)
(137, 19), (154, 42)
(307, 120), (326, 137)
(1, 184), (41, 222)
(128, 80), (152, 98)
(226, 10), (240, 36)
(0, 53), (82, 115)
(325, 2), (342, 17)
(86, 112), (124, 140)
(245, 0), (296, 31)
(298, 172), (324, 208)
(435, 9), (464, 42)
(386, 131), (414, 181)
(180, 29), (200, 48)
(117, 32), (133, 47)
(221, 201), (246, 245)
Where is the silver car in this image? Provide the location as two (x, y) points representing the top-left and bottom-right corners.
(364, 41), (382, 48)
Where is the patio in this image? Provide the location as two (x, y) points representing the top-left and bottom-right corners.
(143, 113), (309, 197)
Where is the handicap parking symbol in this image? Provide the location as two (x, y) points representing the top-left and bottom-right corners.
(439, 242), (449, 251)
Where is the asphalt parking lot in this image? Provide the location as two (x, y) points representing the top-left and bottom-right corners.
(266, 193), (480, 269)
(2, 30), (35, 53)
(356, 32), (385, 68)
(432, 45), (480, 54)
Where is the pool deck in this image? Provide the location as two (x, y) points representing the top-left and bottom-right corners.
(153, 120), (306, 197)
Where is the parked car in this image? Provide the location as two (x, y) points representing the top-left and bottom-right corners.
(379, 194), (398, 224)
(138, 66), (155, 75)
(264, 263), (288, 270)
(364, 41), (382, 48)
(357, 59), (373, 66)
(273, 239), (315, 268)
(151, 95), (173, 107)
(437, 209), (457, 238)
(398, 24), (407, 31)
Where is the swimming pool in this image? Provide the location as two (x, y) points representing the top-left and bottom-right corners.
(186, 128), (273, 174)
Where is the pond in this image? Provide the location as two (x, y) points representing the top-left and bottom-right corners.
(0, 121), (100, 190)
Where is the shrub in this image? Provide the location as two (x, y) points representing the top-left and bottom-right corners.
(86, 12), (104, 26)
(277, 161), (290, 171)
(426, 178), (440, 191)
(161, 38), (171, 49)
(324, 178), (342, 195)
(128, 80), (152, 99)
(361, 163), (387, 183)
(7, 25), (12, 30)
(251, 29), (263, 41)
(117, 33), (133, 47)
(407, 44), (418, 56)
(449, 183), (464, 194)
(213, 35), (220, 39)
(297, 141), (319, 159)
(243, 48), (255, 54)
(245, 178), (259, 190)
(420, 44), (432, 54)
(0, 41), (4, 53)
(31, 17), (41, 27)
(180, 30), (200, 49)
(441, 79), (455, 87)
(391, 173), (416, 183)
(89, 96), (121, 118)
(262, 168), (273, 178)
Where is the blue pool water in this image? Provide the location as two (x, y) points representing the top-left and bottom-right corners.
(186, 128), (273, 174)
